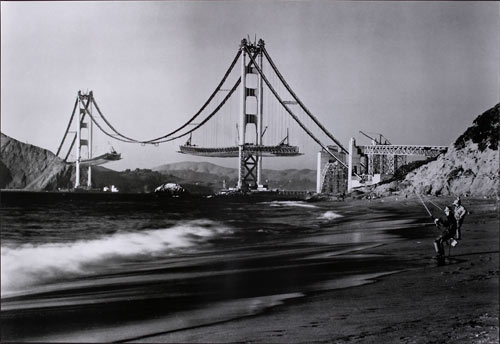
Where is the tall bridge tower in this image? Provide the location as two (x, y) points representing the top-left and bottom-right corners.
(75, 91), (94, 189)
(57, 90), (122, 191)
(238, 38), (264, 189)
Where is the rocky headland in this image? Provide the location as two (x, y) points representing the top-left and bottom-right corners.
(363, 104), (499, 199)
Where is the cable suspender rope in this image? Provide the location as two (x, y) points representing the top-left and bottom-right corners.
(244, 46), (350, 171)
(56, 97), (79, 157)
(263, 47), (348, 155)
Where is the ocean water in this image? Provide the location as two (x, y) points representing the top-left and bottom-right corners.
(0, 194), (416, 342)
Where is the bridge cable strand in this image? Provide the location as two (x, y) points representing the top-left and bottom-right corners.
(81, 50), (242, 145)
(63, 133), (77, 162)
(150, 49), (260, 144)
(244, 46), (352, 172)
(262, 47), (348, 155)
(62, 96), (92, 161)
(78, 95), (138, 143)
(56, 97), (79, 157)
(148, 78), (241, 144)
(143, 49), (242, 144)
(91, 97), (143, 143)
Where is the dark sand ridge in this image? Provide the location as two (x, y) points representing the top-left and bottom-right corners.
(132, 197), (499, 343)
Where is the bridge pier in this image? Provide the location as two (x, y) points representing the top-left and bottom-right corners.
(74, 91), (94, 189)
(317, 145), (348, 194)
(237, 39), (265, 190)
(256, 44), (264, 186)
(237, 44), (247, 189)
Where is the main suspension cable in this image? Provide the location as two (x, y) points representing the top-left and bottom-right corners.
(92, 97), (142, 143)
(79, 96), (138, 143)
(244, 46), (350, 171)
(148, 77), (241, 144)
(263, 47), (348, 154)
(77, 49), (243, 145)
(143, 49), (242, 144)
(56, 97), (79, 157)
(62, 96), (92, 161)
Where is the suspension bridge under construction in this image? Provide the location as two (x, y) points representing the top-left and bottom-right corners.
(56, 38), (447, 193)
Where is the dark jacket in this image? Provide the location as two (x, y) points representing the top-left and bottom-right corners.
(435, 212), (458, 234)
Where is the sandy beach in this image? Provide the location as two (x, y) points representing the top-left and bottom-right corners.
(131, 197), (499, 343)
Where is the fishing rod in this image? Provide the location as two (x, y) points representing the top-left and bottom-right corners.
(422, 194), (443, 211)
(415, 192), (433, 218)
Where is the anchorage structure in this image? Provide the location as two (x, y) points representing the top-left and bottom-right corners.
(361, 144), (447, 175)
(346, 136), (448, 191)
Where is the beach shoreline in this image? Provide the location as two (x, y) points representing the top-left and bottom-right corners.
(133, 197), (499, 343)
(1, 196), (497, 343)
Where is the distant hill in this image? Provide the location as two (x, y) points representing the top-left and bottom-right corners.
(154, 161), (237, 176)
(372, 104), (499, 198)
(153, 161), (317, 191)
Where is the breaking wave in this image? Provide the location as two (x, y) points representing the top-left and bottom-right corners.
(320, 211), (343, 220)
(1, 219), (232, 295)
(264, 201), (318, 208)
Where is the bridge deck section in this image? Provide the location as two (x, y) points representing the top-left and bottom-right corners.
(179, 144), (301, 158)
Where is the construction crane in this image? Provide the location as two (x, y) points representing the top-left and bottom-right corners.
(359, 131), (391, 145)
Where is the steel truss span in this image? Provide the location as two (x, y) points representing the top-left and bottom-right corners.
(361, 145), (448, 157)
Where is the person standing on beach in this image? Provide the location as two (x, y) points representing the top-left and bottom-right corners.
(453, 198), (467, 240)
(433, 206), (458, 259)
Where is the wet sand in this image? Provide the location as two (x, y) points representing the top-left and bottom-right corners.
(133, 197), (499, 343)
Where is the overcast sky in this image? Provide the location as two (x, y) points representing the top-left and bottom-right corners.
(1, 1), (499, 171)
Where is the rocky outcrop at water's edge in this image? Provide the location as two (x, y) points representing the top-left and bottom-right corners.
(370, 104), (499, 198)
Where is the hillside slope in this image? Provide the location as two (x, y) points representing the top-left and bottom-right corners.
(0, 133), (72, 190)
(374, 104), (499, 198)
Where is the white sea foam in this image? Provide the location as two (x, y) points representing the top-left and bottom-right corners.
(1, 219), (231, 295)
(265, 201), (318, 208)
(320, 211), (343, 220)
